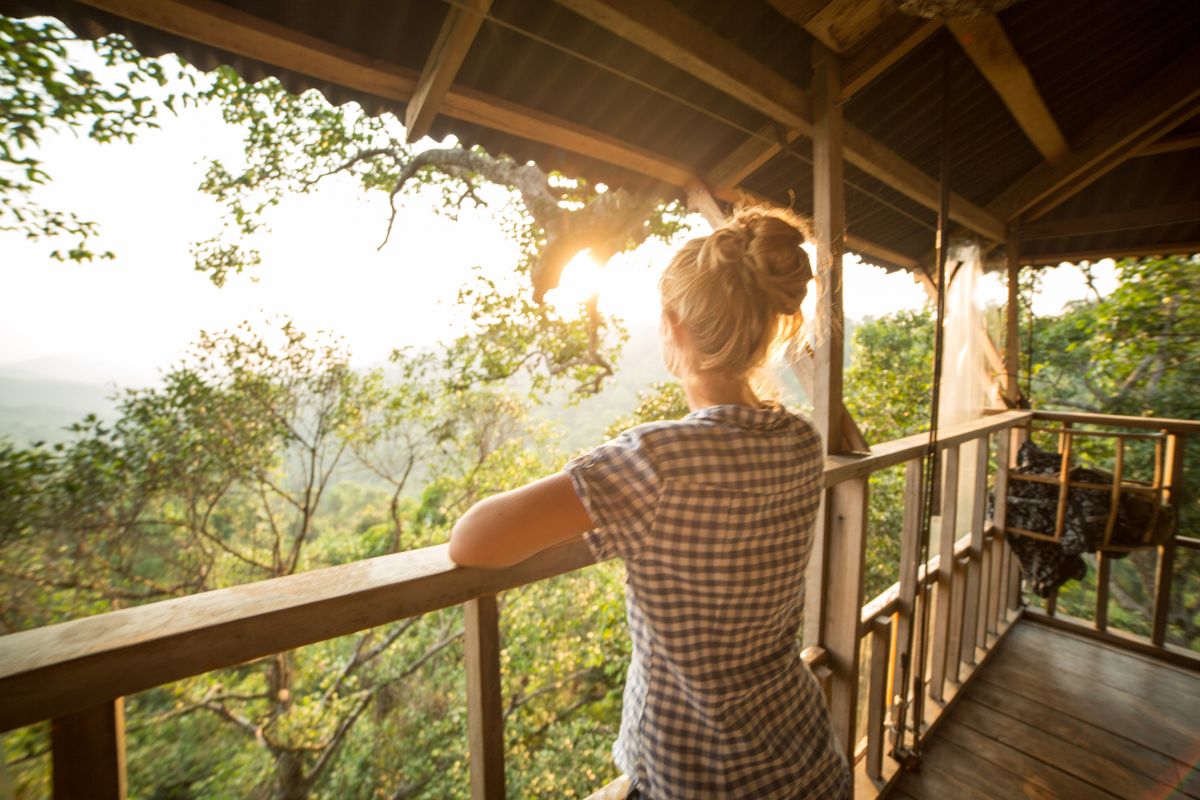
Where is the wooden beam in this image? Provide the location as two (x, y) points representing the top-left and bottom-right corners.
(1022, 240), (1200, 267)
(1134, 131), (1200, 157)
(554, 0), (812, 134)
(764, 0), (831, 28)
(77, 0), (699, 190)
(845, 233), (919, 271)
(843, 18), (941, 99)
(1020, 201), (1200, 240)
(552, 0), (1005, 241)
(802, 0), (896, 55)
(405, 0), (492, 142)
(947, 16), (1069, 163)
(811, 42), (847, 456)
(684, 181), (726, 227)
(704, 124), (795, 192)
(988, 43), (1200, 223)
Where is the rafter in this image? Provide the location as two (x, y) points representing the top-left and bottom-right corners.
(1134, 131), (1200, 158)
(948, 16), (1068, 162)
(554, 0), (1004, 241)
(801, 0), (896, 55)
(405, 0), (491, 142)
(988, 43), (1200, 223)
(1022, 241), (1200, 267)
(1020, 201), (1200, 241)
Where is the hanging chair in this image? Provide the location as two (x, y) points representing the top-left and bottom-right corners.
(1003, 425), (1178, 597)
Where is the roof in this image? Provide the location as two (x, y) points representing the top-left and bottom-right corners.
(6, 0), (1199, 272)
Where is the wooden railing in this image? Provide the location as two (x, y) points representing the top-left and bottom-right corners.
(3, 408), (1196, 799)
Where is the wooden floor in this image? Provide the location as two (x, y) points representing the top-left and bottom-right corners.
(893, 620), (1200, 800)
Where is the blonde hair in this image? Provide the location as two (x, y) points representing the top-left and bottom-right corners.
(659, 206), (815, 381)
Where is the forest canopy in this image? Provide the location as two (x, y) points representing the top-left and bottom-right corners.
(2, 13), (1198, 800)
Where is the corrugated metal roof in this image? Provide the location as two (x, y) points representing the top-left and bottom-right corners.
(4, 0), (1198, 270)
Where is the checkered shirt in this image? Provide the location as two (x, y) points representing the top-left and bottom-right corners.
(565, 404), (851, 800)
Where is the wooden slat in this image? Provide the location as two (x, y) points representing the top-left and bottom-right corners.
(960, 438), (990, 664)
(821, 478), (870, 760)
(811, 42), (847, 456)
(1003, 229), (1020, 405)
(1020, 200), (1200, 240)
(0, 539), (595, 733)
(990, 431), (1011, 634)
(405, 0), (492, 142)
(865, 616), (891, 782)
(1094, 551), (1110, 631)
(51, 699), (126, 800)
(1151, 539), (1177, 648)
(842, 18), (940, 99)
(891, 459), (924, 729)
(987, 43), (1200, 223)
(946, 557), (967, 685)
(465, 595), (505, 799)
(929, 445), (960, 703)
(947, 16), (1068, 162)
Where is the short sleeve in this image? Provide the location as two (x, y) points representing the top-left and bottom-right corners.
(563, 428), (661, 562)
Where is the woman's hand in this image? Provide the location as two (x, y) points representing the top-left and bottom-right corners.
(448, 472), (595, 568)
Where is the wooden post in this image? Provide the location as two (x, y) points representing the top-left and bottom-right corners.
(865, 616), (891, 783)
(929, 445), (959, 703)
(891, 459), (923, 727)
(805, 41), (847, 652)
(465, 595), (505, 799)
(947, 557), (967, 684)
(820, 478), (869, 765)
(51, 699), (126, 800)
(991, 430), (1011, 631)
(1151, 434), (1184, 646)
(1095, 551), (1111, 631)
(960, 437), (989, 665)
(1004, 228), (1021, 406)
(810, 41), (846, 456)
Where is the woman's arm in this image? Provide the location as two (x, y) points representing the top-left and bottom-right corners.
(448, 472), (595, 568)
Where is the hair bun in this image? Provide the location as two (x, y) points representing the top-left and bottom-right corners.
(701, 207), (813, 315)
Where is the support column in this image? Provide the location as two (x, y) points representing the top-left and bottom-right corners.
(811, 42), (847, 457)
(1005, 227), (1021, 407)
(51, 699), (126, 800)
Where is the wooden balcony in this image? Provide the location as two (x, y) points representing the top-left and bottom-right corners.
(1, 409), (1197, 799)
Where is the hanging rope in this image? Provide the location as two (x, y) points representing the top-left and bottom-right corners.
(891, 36), (952, 771)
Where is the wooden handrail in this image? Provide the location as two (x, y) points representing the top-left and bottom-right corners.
(983, 406), (1200, 435)
(823, 410), (1031, 487)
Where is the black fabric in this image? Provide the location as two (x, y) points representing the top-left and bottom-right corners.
(1003, 440), (1172, 597)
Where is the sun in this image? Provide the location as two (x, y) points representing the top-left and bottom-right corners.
(544, 244), (675, 326)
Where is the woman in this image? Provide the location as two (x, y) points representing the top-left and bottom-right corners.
(449, 207), (851, 799)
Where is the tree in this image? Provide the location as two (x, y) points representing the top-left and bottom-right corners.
(193, 66), (690, 396)
(1, 15), (193, 261)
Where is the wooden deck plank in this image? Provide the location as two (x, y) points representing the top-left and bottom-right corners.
(976, 655), (1198, 763)
(936, 720), (1121, 799)
(895, 621), (1200, 800)
(966, 679), (1200, 798)
(951, 697), (1185, 800)
(915, 732), (1076, 799)
(1002, 622), (1200, 705)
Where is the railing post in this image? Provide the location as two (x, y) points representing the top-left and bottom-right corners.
(465, 595), (505, 799)
(51, 699), (126, 800)
(960, 437), (989, 665)
(1095, 551), (1111, 631)
(929, 445), (959, 703)
(947, 557), (968, 684)
(892, 459), (923, 730)
(988, 430), (1011, 635)
(1152, 433), (1184, 646)
(865, 616), (891, 784)
(820, 477), (869, 763)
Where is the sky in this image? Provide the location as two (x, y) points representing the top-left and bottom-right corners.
(0, 49), (1114, 386)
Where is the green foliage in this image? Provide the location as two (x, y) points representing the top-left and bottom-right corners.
(1, 16), (193, 261)
(602, 381), (688, 440)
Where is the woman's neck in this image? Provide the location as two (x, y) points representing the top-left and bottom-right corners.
(681, 371), (759, 411)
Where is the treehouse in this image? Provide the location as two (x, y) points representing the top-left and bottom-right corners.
(2, 0), (1198, 798)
